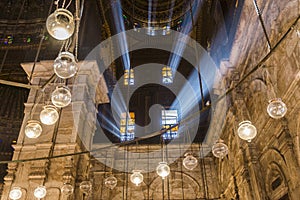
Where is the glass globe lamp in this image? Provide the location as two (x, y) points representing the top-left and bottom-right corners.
(61, 183), (74, 196)
(237, 120), (257, 142)
(130, 170), (143, 186)
(156, 162), (170, 179)
(9, 187), (22, 200)
(104, 175), (117, 189)
(40, 105), (59, 125)
(54, 52), (78, 79)
(79, 181), (92, 194)
(267, 98), (287, 119)
(212, 139), (229, 159)
(46, 8), (75, 40)
(34, 186), (47, 199)
(51, 86), (72, 108)
(183, 153), (198, 170)
(25, 120), (42, 139)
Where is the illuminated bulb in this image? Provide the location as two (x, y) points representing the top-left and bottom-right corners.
(156, 162), (170, 179)
(61, 183), (74, 196)
(183, 153), (198, 170)
(267, 98), (287, 119)
(104, 175), (117, 189)
(40, 105), (59, 125)
(212, 139), (229, 159)
(237, 120), (257, 142)
(46, 8), (75, 40)
(54, 52), (78, 79)
(51, 86), (72, 108)
(25, 120), (42, 138)
(9, 187), (22, 200)
(130, 170), (143, 186)
(34, 186), (47, 199)
(79, 181), (92, 194)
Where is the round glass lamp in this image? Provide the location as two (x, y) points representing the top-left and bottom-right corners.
(34, 186), (47, 199)
(51, 86), (72, 108)
(130, 170), (143, 186)
(104, 175), (117, 189)
(183, 153), (198, 170)
(61, 183), (74, 196)
(212, 139), (229, 159)
(267, 98), (287, 119)
(25, 120), (42, 139)
(54, 52), (78, 79)
(156, 162), (170, 179)
(40, 105), (59, 125)
(46, 8), (75, 40)
(237, 120), (257, 142)
(79, 181), (92, 194)
(9, 187), (22, 200)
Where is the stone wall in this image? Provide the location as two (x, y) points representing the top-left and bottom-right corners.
(90, 144), (220, 200)
(0, 60), (107, 200)
(217, 0), (299, 199)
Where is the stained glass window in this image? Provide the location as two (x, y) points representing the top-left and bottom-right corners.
(162, 109), (178, 140)
(124, 69), (134, 85)
(120, 112), (135, 142)
(162, 66), (173, 84)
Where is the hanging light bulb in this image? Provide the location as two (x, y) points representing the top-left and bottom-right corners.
(54, 52), (78, 79)
(104, 175), (117, 189)
(130, 170), (143, 186)
(212, 139), (229, 159)
(156, 162), (170, 179)
(51, 86), (72, 108)
(40, 105), (59, 125)
(267, 98), (287, 119)
(46, 8), (75, 40)
(182, 153), (198, 170)
(25, 120), (42, 139)
(61, 183), (74, 196)
(237, 120), (257, 142)
(9, 187), (22, 200)
(79, 181), (92, 194)
(34, 186), (47, 199)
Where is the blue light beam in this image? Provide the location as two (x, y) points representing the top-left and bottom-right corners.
(167, 0), (203, 73)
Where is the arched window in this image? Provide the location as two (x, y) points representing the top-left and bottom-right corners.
(266, 163), (289, 200)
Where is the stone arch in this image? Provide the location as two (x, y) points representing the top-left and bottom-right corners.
(108, 179), (146, 200)
(149, 172), (201, 199)
(260, 148), (290, 200)
(265, 162), (289, 200)
(249, 78), (267, 94)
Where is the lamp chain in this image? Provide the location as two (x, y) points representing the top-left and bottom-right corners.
(61, 0), (67, 8)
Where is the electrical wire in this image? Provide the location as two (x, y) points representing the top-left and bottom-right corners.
(28, 0), (55, 83)
(0, 9), (298, 166)
(216, 15), (299, 104)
